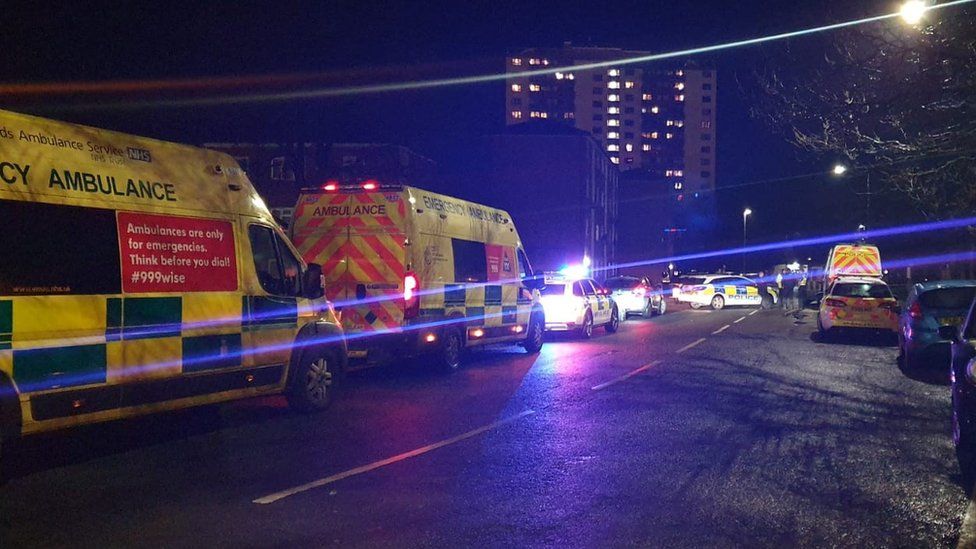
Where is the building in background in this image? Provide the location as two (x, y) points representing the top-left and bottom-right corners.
(202, 142), (436, 227)
(433, 121), (618, 276)
(506, 45), (718, 268)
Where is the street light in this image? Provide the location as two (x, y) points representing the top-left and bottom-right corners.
(900, 0), (927, 24)
(831, 164), (848, 176)
(742, 208), (752, 271)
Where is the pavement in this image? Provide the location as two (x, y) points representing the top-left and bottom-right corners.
(0, 304), (970, 547)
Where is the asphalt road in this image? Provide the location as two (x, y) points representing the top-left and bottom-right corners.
(0, 304), (970, 547)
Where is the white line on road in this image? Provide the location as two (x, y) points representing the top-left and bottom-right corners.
(676, 338), (707, 354)
(733, 316), (746, 324)
(749, 309), (759, 316)
(253, 409), (536, 505)
(592, 360), (662, 391)
(712, 325), (730, 335)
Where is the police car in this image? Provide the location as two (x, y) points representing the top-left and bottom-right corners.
(604, 275), (666, 318)
(675, 274), (768, 310)
(540, 272), (619, 338)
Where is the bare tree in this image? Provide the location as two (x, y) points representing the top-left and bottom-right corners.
(749, 6), (976, 223)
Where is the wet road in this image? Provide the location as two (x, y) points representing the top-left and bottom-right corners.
(0, 305), (970, 547)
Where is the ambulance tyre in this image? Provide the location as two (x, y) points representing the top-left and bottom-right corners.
(438, 327), (464, 372)
(710, 295), (725, 310)
(287, 346), (341, 413)
(578, 311), (595, 339)
(0, 374), (21, 482)
(522, 311), (545, 354)
(605, 306), (620, 333)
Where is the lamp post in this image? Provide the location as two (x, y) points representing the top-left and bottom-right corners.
(742, 208), (752, 271)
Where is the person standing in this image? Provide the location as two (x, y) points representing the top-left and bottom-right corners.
(776, 269), (785, 309)
(781, 268), (796, 311)
(797, 267), (809, 311)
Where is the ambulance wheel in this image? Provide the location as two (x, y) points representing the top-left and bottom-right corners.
(710, 295), (725, 310)
(287, 346), (340, 413)
(438, 327), (464, 372)
(522, 313), (545, 354)
(605, 306), (620, 333)
(578, 311), (594, 339)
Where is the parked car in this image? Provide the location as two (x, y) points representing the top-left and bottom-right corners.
(944, 301), (976, 485)
(540, 273), (619, 338)
(817, 276), (899, 337)
(604, 275), (666, 318)
(674, 274), (769, 310)
(899, 281), (976, 370)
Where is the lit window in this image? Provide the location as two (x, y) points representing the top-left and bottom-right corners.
(676, 120), (684, 128)
(674, 182), (683, 190)
(542, 58), (550, 66)
(642, 93), (653, 101)
(511, 111), (523, 119)
(608, 81), (621, 89)
(675, 94), (685, 101)
(530, 111), (541, 118)
(641, 108), (647, 114)
(607, 144), (620, 152)
(608, 106), (620, 114)
(625, 81), (635, 89)
(529, 84), (541, 92)
(676, 70), (684, 76)
(666, 170), (674, 177)
(566, 73), (575, 80)
(608, 94), (620, 102)
(511, 84), (522, 92)
(666, 133), (674, 139)
(651, 106), (659, 114)
(607, 131), (620, 139)
(642, 144), (651, 151)
(675, 82), (685, 90)
(608, 69), (620, 77)
(555, 72), (564, 80)
(675, 170), (684, 176)
(611, 157), (620, 164)
(529, 58), (541, 65)
(539, 112), (548, 119)
(511, 58), (523, 66)
(651, 131), (659, 139)
(701, 120), (711, 129)
(666, 120), (674, 127)
(607, 119), (620, 127)
(641, 132), (652, 138)
(563, 112), (575, 119)
(625, 143), (634, 152)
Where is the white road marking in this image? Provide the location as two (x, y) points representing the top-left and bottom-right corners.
(592, 360), (662, 391)
(733, 316), (746, 324)
(676, 338), (707, 354)
(749, 309), (759, 316)
(253, 409), (536, 505)
(712, 325), (730, 335)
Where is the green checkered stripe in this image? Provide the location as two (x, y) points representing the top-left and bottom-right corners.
(9, 297), (245, 393)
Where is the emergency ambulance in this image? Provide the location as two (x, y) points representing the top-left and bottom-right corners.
(824, 243), (882, 282)
(0, 109), (345, 469)
(290, 183), (546, 371)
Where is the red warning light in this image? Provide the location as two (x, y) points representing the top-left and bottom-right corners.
(322, 180), (339, 191)
(362, 180), (379, 191)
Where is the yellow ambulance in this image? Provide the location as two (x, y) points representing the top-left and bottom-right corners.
(0, 109), (345, 467)
(291, 182), (546, 371)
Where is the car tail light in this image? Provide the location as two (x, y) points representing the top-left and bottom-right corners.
(403, 272), (420, 319)
(825, 298), (847, 308)
(908, 301), (923, 320)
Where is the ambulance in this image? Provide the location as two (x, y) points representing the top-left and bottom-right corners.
(824, 243), (882, 282)
(290, 183), (547, 371)
(0, 109), (345, 468)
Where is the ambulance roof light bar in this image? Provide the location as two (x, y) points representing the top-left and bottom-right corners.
(307, 180), (403, 193)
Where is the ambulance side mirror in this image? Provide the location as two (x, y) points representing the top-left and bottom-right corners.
(523, 276), (545, 291)
(303, 263), (325, 299)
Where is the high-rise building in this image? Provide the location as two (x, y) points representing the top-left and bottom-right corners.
(505, 45), (717, 196)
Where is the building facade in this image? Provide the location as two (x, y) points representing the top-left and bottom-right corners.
(433, 123), (619, 276)
(505, 45), (716, 197)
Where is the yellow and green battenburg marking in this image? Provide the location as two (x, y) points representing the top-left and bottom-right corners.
(2, 295), (298, 394)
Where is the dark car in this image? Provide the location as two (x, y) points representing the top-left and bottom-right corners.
(899, 281), (976, 370)
(946, 299), (976, 485)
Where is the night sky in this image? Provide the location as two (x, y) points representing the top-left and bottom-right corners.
(2, 0), (932, 262)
